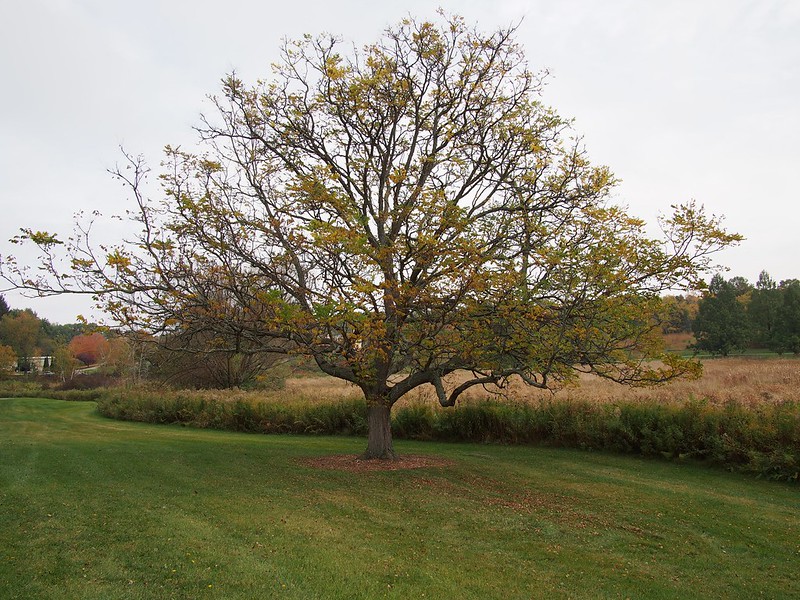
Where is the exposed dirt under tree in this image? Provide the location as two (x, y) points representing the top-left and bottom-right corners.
(300, 454), (454, 472)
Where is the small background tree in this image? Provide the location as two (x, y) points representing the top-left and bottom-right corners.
(52, 344), (80, 382)
(0, 344), (17, 376)
(148, 329), (287, 389)
(68, 332), (110, 367)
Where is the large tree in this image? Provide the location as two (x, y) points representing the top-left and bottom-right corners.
(2, 14), (739, 458)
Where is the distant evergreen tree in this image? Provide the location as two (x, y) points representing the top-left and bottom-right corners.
(693, 274), (751, 355)
(0, 295), (9, 318)
(727, 276), (752, 297)
(772, 280), (800, 354)
(748, 271), (782, 348)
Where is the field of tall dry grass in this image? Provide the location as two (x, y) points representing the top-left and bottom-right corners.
(273, 357), (800, 408)
(526, 358), (800, 407)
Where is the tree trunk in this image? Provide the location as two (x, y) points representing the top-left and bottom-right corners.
(362, 403), (397, 460)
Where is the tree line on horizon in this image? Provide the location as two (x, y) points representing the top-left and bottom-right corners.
(0, 297), (138, 382)
(0, 295), (86, 376)
(665, 271), (800, 356)
(4, 266), (796, 390)
(0, 294), (282, 388)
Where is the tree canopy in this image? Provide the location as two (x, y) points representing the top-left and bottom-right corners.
(1, 14), (741, 458)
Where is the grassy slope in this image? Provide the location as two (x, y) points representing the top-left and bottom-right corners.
(1, 398), (798, 599)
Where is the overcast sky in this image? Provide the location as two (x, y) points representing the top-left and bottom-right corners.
(1, 0), (798, 323)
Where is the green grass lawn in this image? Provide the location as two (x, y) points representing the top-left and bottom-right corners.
(1, 398), (798, 599)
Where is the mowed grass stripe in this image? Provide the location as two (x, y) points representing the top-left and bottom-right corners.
(1, 397), (798, 599)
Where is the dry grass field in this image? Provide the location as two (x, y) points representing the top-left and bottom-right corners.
(267, 357), (800, 409)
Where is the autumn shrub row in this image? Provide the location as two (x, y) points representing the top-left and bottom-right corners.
(88, 389), (800, 482)
(392, 399), (800, 481)
(0, 379), (104, 401)
(96, 389), (368, 436)
(3, 379), (796, 481)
